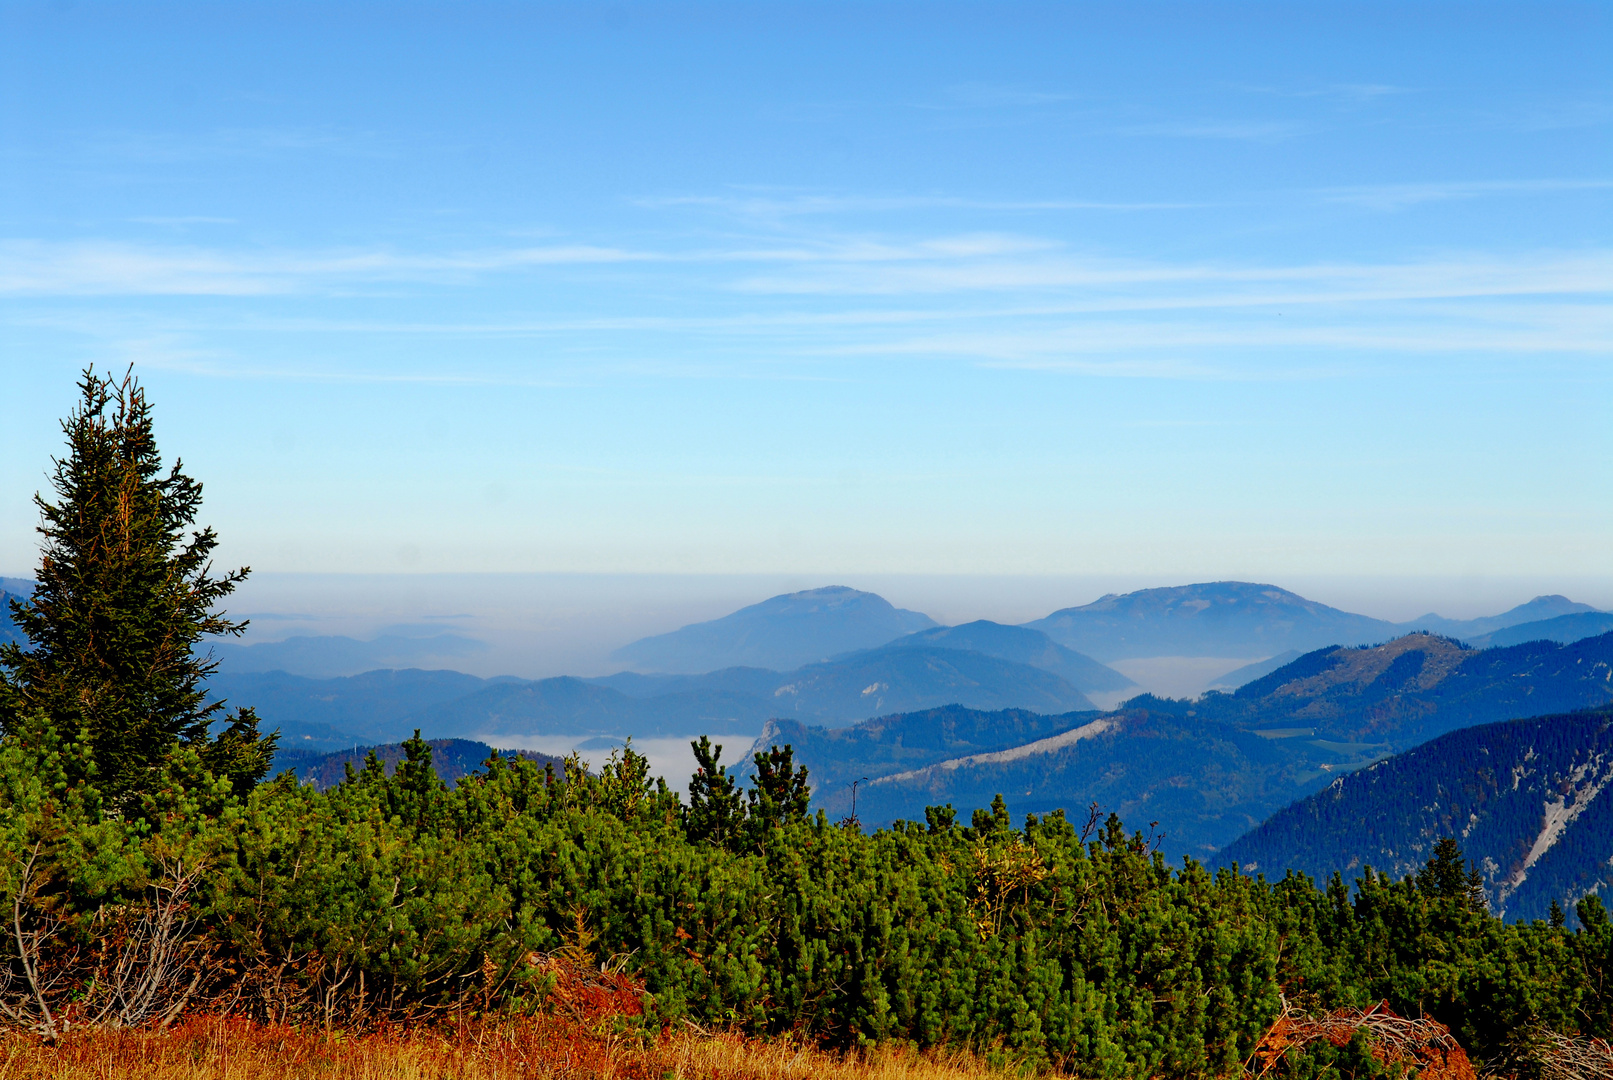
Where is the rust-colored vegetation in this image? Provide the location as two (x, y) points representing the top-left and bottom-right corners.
(0, 958), (1044, 1080)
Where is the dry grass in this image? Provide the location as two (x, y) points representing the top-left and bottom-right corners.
(0, 1017), (1040, 1080)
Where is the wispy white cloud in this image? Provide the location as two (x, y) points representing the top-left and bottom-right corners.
(943, 83), (1073, 108)
(1322, 178), (1613, 211)
(635, 192), (1201, 217)
(1237, 82), (1414, 104)
(732, 246), (1613, 302)
(128, 216), (238, 226)
(5, 228), (1608, 380)
(0, 240), (658, 296)
(74, 126), (397, 164)
(1326, 83), (1413, 103)
(1113, 120), (1307, 140)
(846, 315), (1613, 366)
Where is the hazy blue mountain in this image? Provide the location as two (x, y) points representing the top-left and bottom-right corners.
(208, 668), (493, 751)
(1397, 594), (1602, 640)
(770, 646), (1093, 719)
(405, 677), (767, 739)
(216, 638), (1095, 746)
(419, 646), (1092, 740)
(1207, 650), (1302, 691)
(1467, 611), (1613, 649)
(610, 586), (937, 673)
(210, 633), (489, 678)
(872, 621), (1134, 692)
(1217, 708), (1613, 923)
(1023, 582), (1398, 661)
(586, 667), (790, 700)
(0, 578), (36, 597)
(271, 737), (564, 791)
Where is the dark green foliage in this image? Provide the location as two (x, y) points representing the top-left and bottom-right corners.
(198, 706), (277, 800)
(685, 735), (746, 847)
(1272, 1029), (1399, 1080)
(1574, 895), (1613, 1038)
(0, 369), (274, 806)
(2, 706), (1609, 1073)
(746, 743), (811, 835)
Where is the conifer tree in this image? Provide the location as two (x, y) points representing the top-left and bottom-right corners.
(685, 735), (745, 846)
(745, 743), (811, 836)
(0, 368), (274, 805)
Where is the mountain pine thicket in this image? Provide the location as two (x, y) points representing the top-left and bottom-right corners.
(0, 370), (1608, 1077)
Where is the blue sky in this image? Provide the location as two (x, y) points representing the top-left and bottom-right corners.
(3, 1), (1610, 601)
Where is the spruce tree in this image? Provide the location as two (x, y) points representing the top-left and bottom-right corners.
(0, 368), (274, 805)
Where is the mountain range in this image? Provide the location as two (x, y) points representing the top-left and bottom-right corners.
(782, 631), (1613, 862)
(1217, 707), (1613, 924)
(1466, 610), (1613, 649)
(1021, 582), (1601, 662)
(210, 641), (1105, 752)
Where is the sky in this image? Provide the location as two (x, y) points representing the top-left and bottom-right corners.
(2, 1), (1611, 645)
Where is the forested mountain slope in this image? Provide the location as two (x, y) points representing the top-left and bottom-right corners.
(1179, 631), (1613, 746)
(788, 632), (1613, 861)
(749, 704), (1102, 793)
(806, 705), (1334, 859)
(1217, 708), (1613, 922)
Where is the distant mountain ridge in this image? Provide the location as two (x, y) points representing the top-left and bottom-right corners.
(1022, 582), (1398, 661)
(1020, 582), (1606, 663)
(873, 621), (1134, 692)
(611, 586), (937, 673)
(1468, 611), (1613, 650)
(1217, 708), (1613, 923)
(208, 668), (499, 751)
(210, 633), (489, 679)
(412, 645), (1094, 742)
(209, 641), (1096, 750)
(1400, 594), (1601, 640)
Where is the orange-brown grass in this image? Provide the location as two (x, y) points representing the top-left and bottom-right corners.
(0, 1017), (1044, 1080)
